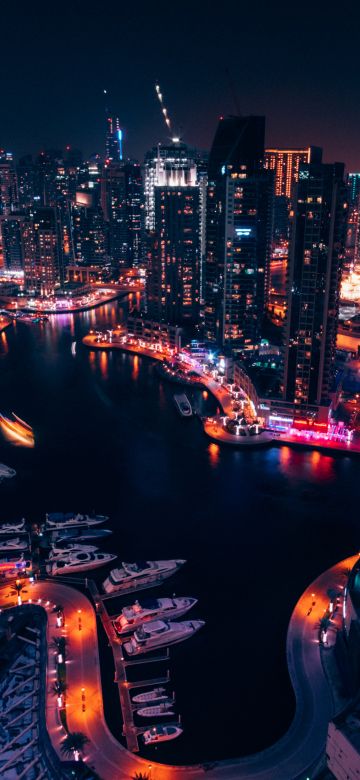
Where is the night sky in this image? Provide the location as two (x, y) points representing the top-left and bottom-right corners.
(2, 1), (360, 169)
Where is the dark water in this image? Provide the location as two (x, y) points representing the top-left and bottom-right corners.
(1, 301), (360, 765)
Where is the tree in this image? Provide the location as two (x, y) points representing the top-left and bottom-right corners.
(52, 680), (67, 695)
(61, 732), (89, 761)
(132, 774), (150, 780)
(50, 636), (67, 653)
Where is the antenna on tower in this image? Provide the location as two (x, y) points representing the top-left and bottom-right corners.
(155, 83), (180, 143)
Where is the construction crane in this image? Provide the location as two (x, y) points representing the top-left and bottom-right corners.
(155, 83), (180, 143)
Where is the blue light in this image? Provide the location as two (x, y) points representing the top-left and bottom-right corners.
(117, 129), (123, 160)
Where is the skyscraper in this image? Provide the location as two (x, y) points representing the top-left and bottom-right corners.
(0, 215), (25, 272)
(23, 207), (59, 297)
(146, 186), (200, 325)
(283, 162), (347, 407)
(0, 151), (18, 215)
(264, 147), (322, 199)
(106, 115), (123, 162)
(348, 172), (360, 205)
(205, 115), (273, 348)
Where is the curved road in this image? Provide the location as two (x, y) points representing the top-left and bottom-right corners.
(0, 554), (357, 779)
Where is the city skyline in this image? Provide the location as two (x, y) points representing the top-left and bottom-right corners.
(2, 2), (360, 169)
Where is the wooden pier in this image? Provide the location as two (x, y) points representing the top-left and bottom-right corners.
(87, 580), (170, 753)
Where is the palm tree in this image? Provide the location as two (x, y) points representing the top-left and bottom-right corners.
(52, 604), (64, 613)
(133, 774), (150, 780)
(52, 680), (67, 695)
(319, 616), (331, 645)
(50, 636), (67, 653)
(60, 731), (89, 761)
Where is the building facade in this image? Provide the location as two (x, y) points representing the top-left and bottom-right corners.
(283, 162), (348, 407)
(23, 208), (59, 297)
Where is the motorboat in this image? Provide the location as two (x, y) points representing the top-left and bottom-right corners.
(50, 541), (99, 555)
(0, 464), (16, 481)
(0, 537), (28, 552)
(51, 527), (112, 542)
(124, 619), (205, 656)
(45, 512), (108, 530)
(0, 414), (35, 447)
(103, 559), (186, 594)
(0, 519), (26, 535)
(46, 551), (117, 576)
(137, 702), (175, 718)
(113, 596), (197, 635)
(173, 393), (192, 417)
(132, 687), (168, 705)
(142, 724), (183, 744)
(0, 554), (30, 576)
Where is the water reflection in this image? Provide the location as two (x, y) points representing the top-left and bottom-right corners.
(278, 443), (335, 483)
(208, 442), (220, 467)
(99, 351), (109, 380)
(0, 332), (8, 355)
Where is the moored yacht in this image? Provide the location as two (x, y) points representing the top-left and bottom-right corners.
(0, 554), (30, 576)
(173, 393), (192, 417)
(52, 527), (112, 542)
(0, 519), (26, 535)
(45, 512), (108, 530)
(113, 596), (197, 635)
(50, 542), (99, 557)
(0, 537), (28, 552)
(103, 559), (186, 594)
(132, 687), (168, 705)
(137, 702), (175, 718)
(0, 464), (16, 481)
(123, 619), (205, 655)
(142, 724), (183, 744)
(46, 551), (117, 576)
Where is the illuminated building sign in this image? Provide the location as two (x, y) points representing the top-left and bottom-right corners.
(235, 227), (252, 238)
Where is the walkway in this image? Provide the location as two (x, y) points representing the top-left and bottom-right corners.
(0, 554), (357, 779)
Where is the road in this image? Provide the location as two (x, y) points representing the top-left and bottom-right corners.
(0, 556), (356, 779)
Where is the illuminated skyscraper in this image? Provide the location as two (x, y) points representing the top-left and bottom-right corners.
(348, 172), (360, 205)
(0, 215), (25, 271)
(106, 115), (123, 162)
(0, 151), (18, 215)
(283, 162), (347, 407)
(146, 186), (200, 325)
(264, 147), (322, 199)
(23, 207), (59, 297)
(205, 115), (273, 348)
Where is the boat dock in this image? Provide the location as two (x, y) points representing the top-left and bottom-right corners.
(87, 579), (171, 753)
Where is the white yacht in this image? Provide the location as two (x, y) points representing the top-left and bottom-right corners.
(46, 551), (117, 576)
(113, 596), (197, 635)
(103, 559), (186, 594)
(45, 512), (108, 530)
(124, 619), (205, 656)
(143, 724), (183, 744)
(0, 464), (16, 481)
(137, 702), (175, 718)
(0, 519), (26, 535)
(52, 527), (112, 542)
(0, 537), (28, 552)
(173, 393), (192, 417)
(0, 554), (30, 575)
(49, 542), (99, 557)
(132, 687), (168, 705)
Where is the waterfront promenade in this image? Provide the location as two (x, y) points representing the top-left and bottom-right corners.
(0, 553), (357, 779)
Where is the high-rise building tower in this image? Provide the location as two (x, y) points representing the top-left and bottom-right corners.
(348, 172), (360, 205)
(145, 141), (202, 326)
(0, 215), (25, 272)
(146, 186), (200, 325)
(264, 147), (322, 241)
(17, 155), (35, 209)
(205, 115), (273, 348)
(23, 207), (59, 297)
(283, 162), (347, 407)
(106, 115), (123, 162)
(0, 151), (18, 215)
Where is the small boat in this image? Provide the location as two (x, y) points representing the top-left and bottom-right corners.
(143, 724), (183, 745)
(52, 527), (113, 542)
(71, 341), (77, 356)
(0, 464), (16, 481)
(173, 393), (192, 417)
(113, 596), (197, 635)
(137, 702), (175, 718)
(0, 554), (30, 575)
(0, 537), (29, 552)
(49, 542), (99, 557)
(132, 687), (168, 705)
(46, 550), (117, 576)
(124, 619), (205, 656)
(0, 414), (34, 447)
(103, 559), (186, 595)
(0, 519), (26, 535)
(45, 512), (108, 530)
